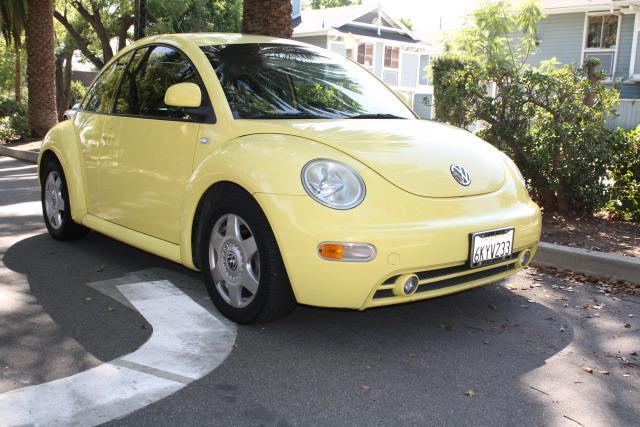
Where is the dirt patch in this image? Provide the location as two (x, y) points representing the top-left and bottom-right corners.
(542, 215), (639, 258)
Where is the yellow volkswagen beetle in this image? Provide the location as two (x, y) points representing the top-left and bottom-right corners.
(38, 34), (541, 323)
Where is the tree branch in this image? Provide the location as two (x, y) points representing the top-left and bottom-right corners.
(71, 0), (113, 63)
(53, 10), (104, 69)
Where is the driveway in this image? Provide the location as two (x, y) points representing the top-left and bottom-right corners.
(0, 156), (638, 426)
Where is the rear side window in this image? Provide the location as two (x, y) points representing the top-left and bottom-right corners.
(114, 45), (201, 120)
(82, 52), (132, 114)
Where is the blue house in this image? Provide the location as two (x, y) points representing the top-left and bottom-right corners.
(530, 0), (640, 128)
(290, 2), (438, 119)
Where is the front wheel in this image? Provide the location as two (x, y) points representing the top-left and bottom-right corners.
(41, 160), (89, 240)
(201, 186), (296, 324)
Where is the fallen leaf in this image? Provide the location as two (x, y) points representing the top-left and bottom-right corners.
(597, 370), (609, 375)
(624, 323), (632, 329)
(560, 327), (566, 332)
(360, 385), (370, 391)
(108, 306), (116, 312)
(488, 304), (497, 310)
(445, 325), (455, 331)
(96, 265), (105, 272)
(583, 367), (593, 374)
(464, 389), (476, 397)
(84, 297), (92, 301)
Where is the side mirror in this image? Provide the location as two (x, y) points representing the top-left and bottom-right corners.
(164, 82), (202, 108)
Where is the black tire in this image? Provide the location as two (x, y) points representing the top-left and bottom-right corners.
(41, 159), (90, 240)
(200, 184), (296, 324)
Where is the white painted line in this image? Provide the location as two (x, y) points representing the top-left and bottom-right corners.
(0, 280), (236, 427)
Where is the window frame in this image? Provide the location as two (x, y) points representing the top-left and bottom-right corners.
(80, 43), (215, 124)
(356, 42), (374, 69)
(581, 12), (622, 80)
(383, 46), (399, 69)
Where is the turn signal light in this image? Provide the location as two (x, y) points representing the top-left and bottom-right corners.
(318, 242), (376, 262)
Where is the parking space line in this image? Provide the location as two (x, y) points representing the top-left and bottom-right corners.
(0, 280), (236, 427)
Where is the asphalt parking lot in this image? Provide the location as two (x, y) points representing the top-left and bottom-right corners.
(0, 156), (638, 426)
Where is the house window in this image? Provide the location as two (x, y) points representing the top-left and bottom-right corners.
(586, 15), (618, 49)
(357, 43), (374, 67)
(384, 46), (399, 69)
(584, 14), (619, 78)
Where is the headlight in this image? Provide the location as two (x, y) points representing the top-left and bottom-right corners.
(501, 152), (527, 191)
(301, 159), (366, 209)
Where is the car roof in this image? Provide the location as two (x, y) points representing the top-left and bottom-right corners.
(136, 33), (304, 47)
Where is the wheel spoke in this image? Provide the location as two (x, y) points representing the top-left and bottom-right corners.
(210, 229), (225, 253)
(50, 214), (58, 228)
(225, 214), (242, 240)
(227, 284), (243, 307)
(56, 193), (65, 212)
(240, 271), (259, 295)
(241, 235), (258, 258)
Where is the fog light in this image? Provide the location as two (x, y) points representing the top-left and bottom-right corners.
(518, 249), (532, 267)
(318, 242), (376, 262)
(393, 274), (419, 296)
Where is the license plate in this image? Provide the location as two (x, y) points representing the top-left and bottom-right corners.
(469, 228), (514, 268)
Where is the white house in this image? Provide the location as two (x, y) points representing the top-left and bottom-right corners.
(291, 2), (438, 119)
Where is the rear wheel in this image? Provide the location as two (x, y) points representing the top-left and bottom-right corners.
(201, 186), (296, 324)
(41, 160), (89, 240)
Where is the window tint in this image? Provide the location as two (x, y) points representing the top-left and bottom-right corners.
(82, 52), (131, 113)
(201, 43), (414, 120)
(114, 45), (201, 119)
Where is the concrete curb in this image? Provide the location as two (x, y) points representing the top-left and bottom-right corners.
(0, 145), (38, 163)
(533, 241), (640, 284)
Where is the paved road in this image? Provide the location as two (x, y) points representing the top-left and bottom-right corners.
(0, 156), (638, 426)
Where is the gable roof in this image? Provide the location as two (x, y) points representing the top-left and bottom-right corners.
(292, 4), (419, 42)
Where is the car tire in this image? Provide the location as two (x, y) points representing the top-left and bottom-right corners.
(200, 184), (296, 324)
(41, 159), (90, 240)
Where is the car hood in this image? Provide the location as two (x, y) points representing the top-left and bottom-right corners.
(233, 119), (506, 198)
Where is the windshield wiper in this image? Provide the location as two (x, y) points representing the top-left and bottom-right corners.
(347, 113), (408, 119)
(241, 112), (326, 119)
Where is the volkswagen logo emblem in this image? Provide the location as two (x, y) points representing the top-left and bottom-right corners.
(450, 164), (471, 186)
(225, 252), (238, 271)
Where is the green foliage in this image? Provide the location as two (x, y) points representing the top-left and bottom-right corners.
(433, 0), (632, 217)
(309, 0), (361, 9)
(69, 80), (87, 104)
(0, 96), (27, 142)
(146, 0), (242, 34)
(400, 17), (413, 30)
(0, 39), (26, 96)
(606, 127), (640, 221)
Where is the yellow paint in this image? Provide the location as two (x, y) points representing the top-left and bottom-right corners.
(39, 33), (542, 310)
(164, 83), (202, 108)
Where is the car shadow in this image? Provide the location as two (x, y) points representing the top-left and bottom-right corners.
(9, 230), (632, 425)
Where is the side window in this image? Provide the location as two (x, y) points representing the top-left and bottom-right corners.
(114, 45), (201, 120)
(82, 52), (132, 114)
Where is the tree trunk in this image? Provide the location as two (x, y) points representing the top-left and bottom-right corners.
(14, 42), (22, 103)
(242, 0), (292, 38)
(55, 52), (72, 120)
(26, 0), (58, 137)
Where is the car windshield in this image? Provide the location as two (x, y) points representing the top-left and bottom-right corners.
(200, 43), (415, 120)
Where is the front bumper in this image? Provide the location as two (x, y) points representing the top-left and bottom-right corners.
(255, 169), (541, 309)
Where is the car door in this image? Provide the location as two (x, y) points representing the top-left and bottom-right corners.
(96, 45), (205, 244)
(74, 53), (131, 213)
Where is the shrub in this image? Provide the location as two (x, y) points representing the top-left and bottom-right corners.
(606, 127), (640, 221)
(0, 97), (28, 143)
(69, 80), (87, 105)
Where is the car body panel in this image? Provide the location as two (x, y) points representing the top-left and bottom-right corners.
(255, 167), (541, 309)
(97, 115), (200, 244)
(229, 119), (506, 198)
(38, 33), (542, 310)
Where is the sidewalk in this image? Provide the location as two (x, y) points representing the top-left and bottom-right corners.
(1, 139), (638, 284)
(0, 140), (40, 163)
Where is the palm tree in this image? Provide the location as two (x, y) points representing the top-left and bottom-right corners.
(0, 0), (27, 102)
(26, 0), (58, 137)
(242, 0), (292, 38)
